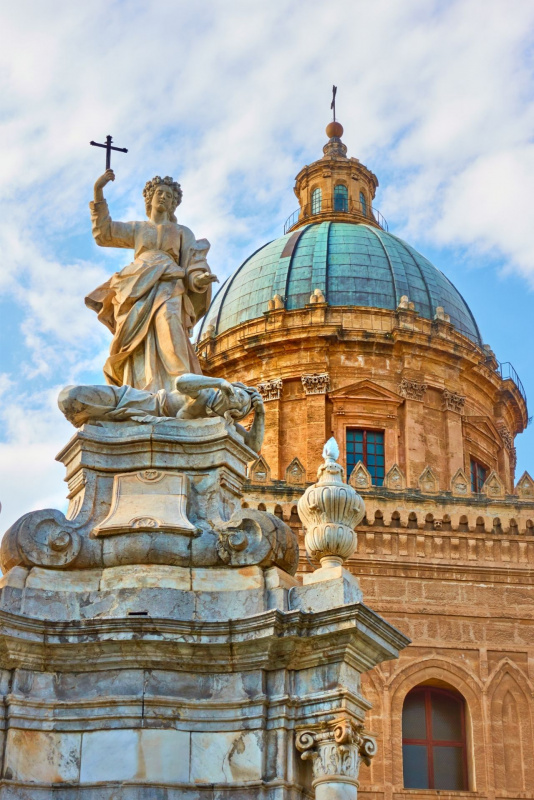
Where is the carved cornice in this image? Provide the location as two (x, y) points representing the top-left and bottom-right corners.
(398, 378), (427, 402)
(257, 378), (283, 402)
(442, 388), (465, 414)
(296, 718), (376, 788)
(301, 373), (330, 395)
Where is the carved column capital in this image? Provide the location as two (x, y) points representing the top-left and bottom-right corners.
(442, 388), (465, 413)
(257, 378), (283, 402)
(301, 373), (330, 395)
(296, 719), (376, 790)
(398, 378), (427, 401)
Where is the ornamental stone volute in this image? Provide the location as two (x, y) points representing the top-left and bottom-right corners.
(296, 718), (377, 800)
(297, 438), (365, 568)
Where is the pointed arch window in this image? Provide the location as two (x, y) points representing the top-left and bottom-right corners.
(334, 183), (348, 212)
(402, 686), (468, 790)
(359, 190), (367, 217)
(311, 187), (322, 215)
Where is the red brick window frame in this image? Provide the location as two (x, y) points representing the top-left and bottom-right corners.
(402, 685), (468, 790)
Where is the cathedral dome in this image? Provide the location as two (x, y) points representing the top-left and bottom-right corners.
(199, 221), (482, 345)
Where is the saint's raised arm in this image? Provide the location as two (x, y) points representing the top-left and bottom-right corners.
(86, 170), (218, 393)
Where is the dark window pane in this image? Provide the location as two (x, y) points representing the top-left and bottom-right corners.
(334, 184), (348, 212)
(433, 746), (465, 790)
(431, 693), (462, 741)
(403, 691), (427, 739)
(403, 744), (429, 789)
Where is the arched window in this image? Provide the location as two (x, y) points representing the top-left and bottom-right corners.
(359, 190), (367, 217)
(333, 184), (348, 212)
(311, 187), (322, 214)
(402, 686), (468, 790)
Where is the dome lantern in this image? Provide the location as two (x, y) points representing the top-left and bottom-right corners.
(284, 119), (385, 234)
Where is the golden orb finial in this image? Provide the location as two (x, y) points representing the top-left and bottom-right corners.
(326, 120), (344, 139)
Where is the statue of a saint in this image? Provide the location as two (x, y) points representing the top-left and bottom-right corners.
(86, 170), (218, 393)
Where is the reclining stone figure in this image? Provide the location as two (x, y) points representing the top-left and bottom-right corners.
(58, 373), (265, 453)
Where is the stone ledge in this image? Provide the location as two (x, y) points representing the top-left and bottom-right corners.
(0, 604), (409, 673)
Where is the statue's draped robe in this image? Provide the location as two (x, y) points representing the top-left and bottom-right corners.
(86, 200), (212, 393)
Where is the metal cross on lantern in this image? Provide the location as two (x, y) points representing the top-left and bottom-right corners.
(90, 135), (128, 170)
(330, 85), (338, 122)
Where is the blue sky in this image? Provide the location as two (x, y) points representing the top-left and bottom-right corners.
(0, 0), (533, 528)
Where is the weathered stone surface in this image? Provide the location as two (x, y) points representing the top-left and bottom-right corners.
(1, 418), (298, 575)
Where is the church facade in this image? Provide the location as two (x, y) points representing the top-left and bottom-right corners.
(197, 121), (534, 798)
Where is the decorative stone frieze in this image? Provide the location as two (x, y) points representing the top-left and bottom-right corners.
(296, 718), (377, 799)
(497, 424), (517, 468)
(257, 378), (283, 402)
(481, 470), (505, 500)
(298, 438), (365, 568)
(516, 471), (534, 498)
(399, 378), (427, 402)
(451, 467), (471, 497)
(285, 457), (306, 485)
(418, 465), (439, 494)
(498, 423), (514, 452)
(249, 454), (271, 483)
(349, 460), (372, 490)
(442, 388), (465, 414)
(301, 372), (331, 394)
(384, 464), (406, 491)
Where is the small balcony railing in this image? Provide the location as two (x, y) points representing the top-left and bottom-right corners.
(283, 200), (388, 234)
(497, 361), (528, 411)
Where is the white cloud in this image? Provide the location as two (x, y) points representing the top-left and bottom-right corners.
(1, 0), (534, 525)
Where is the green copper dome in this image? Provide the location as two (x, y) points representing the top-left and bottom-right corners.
(199, 222), (482, 345)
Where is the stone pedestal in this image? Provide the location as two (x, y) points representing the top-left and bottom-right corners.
(0, 419), (409, 798)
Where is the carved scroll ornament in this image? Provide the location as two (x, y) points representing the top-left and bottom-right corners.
(296, 719), (376, 789)
(442, 389), (465, 414)
(301, 373), (330, 395)
(257, 378), (283, 402)
(399, 378), (427, 402)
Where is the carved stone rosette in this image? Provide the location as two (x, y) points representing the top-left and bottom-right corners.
(442, 388), (465, 414)
(302, 373), (331, 395)
(257, 378), (283, 402)
(298, 438), (365, 568)
(296, 719), (377, 798)
(398, 378), (427, 401)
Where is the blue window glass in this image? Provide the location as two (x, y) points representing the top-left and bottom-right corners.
(359, 191), (367, 217)
(334, 184), (348, 212)
(346, 429), (385, 486)
(311, 187), (322, 215)
(470, 458), (487, 493)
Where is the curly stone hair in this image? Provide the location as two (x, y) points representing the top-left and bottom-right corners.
(143, 175), (183, 221)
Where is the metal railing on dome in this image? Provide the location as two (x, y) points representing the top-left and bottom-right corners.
(497, 361), (528, 410)
(283, 200), (389, 234)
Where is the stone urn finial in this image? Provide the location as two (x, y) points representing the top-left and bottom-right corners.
(298, 437), (365, 569)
